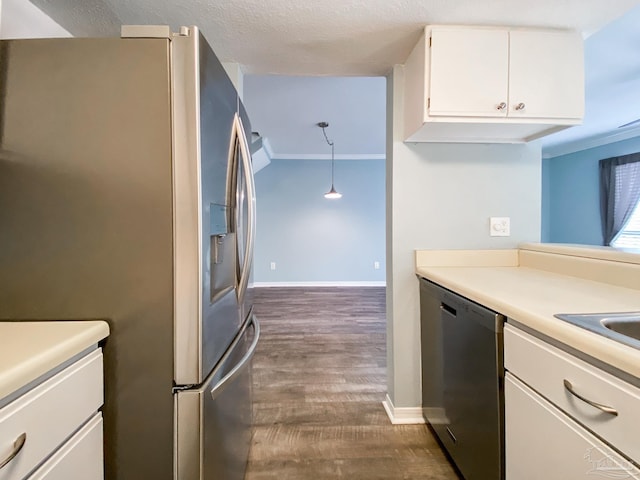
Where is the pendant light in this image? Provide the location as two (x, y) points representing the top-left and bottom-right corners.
(318, 122), (342, 199)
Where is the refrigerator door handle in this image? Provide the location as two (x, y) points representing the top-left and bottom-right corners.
(210, 315), (260, 400)
(234, 114), (256, 305)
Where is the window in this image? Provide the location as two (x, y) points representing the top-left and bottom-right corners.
(600, 153), (640, 247)
(612, 199), (640, 248)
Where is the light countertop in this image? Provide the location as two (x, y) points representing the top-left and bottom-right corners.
(0, 321), (110, 402)
(416, 244), (640, 381)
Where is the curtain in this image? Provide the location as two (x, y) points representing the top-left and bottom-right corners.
(599, 153), (640, 245)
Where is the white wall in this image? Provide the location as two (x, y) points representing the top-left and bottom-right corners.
(0, 0), (71, 38)
(386, 65), (541, 408)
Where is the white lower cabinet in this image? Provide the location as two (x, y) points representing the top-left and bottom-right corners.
(0, 349), (104, 480)
(504, 324), (640, 480)
(28, 413), (103, 480)
(504, 325), (640, 461)
(506, 373), (640, 480)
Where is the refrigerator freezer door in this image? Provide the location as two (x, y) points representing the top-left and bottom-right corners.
(175, 314), (259, 480)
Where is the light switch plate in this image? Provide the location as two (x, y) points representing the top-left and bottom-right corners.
(490, 217), (510, 237)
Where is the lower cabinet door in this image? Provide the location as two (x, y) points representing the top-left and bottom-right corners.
(505, 373), (640, 480)
(28, 413), (103, 480)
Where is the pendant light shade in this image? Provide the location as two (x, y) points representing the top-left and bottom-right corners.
(318, 122), (341, 200)
(324, 185), (342, 199)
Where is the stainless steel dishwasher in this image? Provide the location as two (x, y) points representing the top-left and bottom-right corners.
(419, 277), (505, 480)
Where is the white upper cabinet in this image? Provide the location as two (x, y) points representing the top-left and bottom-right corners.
(429, 28), (510, 117)
(404, 25), (584, 143)
(508, 30), (584, 120)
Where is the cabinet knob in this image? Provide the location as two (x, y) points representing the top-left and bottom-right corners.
(496, 102), (507, 111)
(515, 102), (526, 111)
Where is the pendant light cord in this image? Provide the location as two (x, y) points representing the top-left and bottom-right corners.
(318, 122), (341, 198)
(320, 124), (336, 185)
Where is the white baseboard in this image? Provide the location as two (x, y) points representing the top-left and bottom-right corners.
(253, 281), (386, 288)
(382, 394), (425, 425)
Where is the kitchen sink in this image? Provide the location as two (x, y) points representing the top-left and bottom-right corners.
(554, 312), (640, 350)
(602, 318), (640, 341)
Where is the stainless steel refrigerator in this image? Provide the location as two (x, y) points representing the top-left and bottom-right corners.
(0, 25), (258, 480)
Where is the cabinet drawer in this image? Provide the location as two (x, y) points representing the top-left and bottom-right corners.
(505, 325), (640, 462)
(28, 413), (103, 480)
(506, 373), (640, 480)
(0, 349), (103, 480)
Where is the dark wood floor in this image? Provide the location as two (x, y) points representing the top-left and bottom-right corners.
(245, 287), (459, 479)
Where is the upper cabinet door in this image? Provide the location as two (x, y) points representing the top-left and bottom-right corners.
(429, 28), (509, 117)
(509, 30), (584, 119)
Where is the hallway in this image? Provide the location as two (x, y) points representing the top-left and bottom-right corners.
(245, 287), (459, 479)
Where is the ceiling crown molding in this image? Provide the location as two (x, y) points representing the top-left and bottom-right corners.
(542, 125), (640, 159)
(270, 153), (386, 161)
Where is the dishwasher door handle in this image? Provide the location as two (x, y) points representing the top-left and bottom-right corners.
(445, 427), (457, 444)
(440, 304), (457, 317)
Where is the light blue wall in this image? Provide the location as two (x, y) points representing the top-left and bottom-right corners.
(542, 136), (640, 245)
(542, 154), (602, 245)
(253, 158), (385, 284)
(541, 156), (551, 242)
(387, 66), (543, 409)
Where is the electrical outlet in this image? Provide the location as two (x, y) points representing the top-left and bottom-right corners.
(490, 217), (510, 237)
(374, 261), (380, 270)
(270, 262), (276, 270)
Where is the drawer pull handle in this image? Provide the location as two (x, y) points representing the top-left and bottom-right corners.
(0, 433), (27, 470)
(563, 380), (618, 416)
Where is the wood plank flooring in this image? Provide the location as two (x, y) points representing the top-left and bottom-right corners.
(245, 287), (460, 480)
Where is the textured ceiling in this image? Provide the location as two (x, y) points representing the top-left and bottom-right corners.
(29, 0), (640, 76)
(21, 0), (640, 156)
